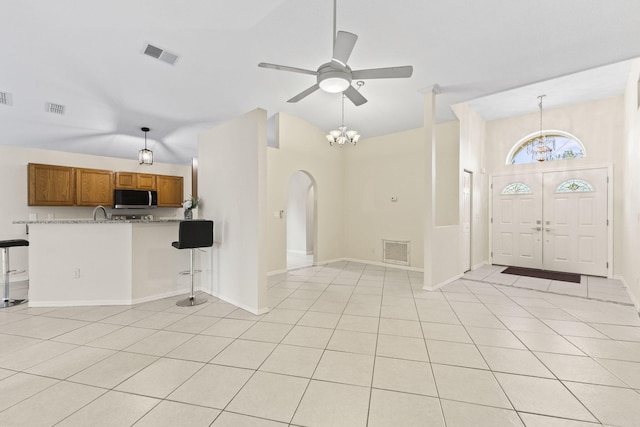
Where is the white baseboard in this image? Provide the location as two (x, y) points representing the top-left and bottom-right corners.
(423, 273), (464, 291)
(612, 275), (640, 313)
(471, 260), (489, 271)
(267, 268), (288, 277)
(210, 292), (269, 315)
(342, 257), (425, 273)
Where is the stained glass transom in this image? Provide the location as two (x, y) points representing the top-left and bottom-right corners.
(508, 132), (586, 165)
(556, 179), (594, 193)
(501, 182), (532, 194)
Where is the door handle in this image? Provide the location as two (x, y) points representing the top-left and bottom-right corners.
(545, 228), (553, 232)
(531, 227), (541, 231)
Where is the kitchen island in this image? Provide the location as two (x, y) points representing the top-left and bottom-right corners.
(14, 219), (208, 307)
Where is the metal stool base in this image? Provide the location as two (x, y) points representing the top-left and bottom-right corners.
(2, 298), (27, 308)
(176, 295), (207, 307)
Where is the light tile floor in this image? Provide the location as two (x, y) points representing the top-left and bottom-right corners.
(0, 262), (639, 426)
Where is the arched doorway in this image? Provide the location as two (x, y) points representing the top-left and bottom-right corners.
(286, 171), (316, 270)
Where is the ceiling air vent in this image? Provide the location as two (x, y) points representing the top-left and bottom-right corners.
(46, 102), (65, 115)
(143, 43), (179, 65)
(0, 91), (12, 106)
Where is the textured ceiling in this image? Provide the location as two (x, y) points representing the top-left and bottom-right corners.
(1, 0), (639, 164)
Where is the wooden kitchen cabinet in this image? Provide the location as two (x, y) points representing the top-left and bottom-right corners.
(156, 175), (184, 207)
(28, 163), (75, 206)
(115, 172), (156, 190)
(76, 168), (114, 206)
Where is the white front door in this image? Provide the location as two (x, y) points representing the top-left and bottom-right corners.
(491, 168), (608, 276)
(542, 169), (608, 276)
(491, 174), (543, 269)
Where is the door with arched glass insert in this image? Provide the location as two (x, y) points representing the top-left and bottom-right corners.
(491, 168), (608, 276)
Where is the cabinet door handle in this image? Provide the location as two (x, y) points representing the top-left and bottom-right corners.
(532, 227), (541, 231)
(545, 228), (553, 232)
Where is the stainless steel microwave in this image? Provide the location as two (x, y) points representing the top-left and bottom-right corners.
(113, 189), (158, 209)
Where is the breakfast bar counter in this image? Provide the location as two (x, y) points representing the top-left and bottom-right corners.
(14, 219), (195, 307)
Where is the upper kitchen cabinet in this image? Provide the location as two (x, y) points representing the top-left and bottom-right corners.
(114, 172), (156, 190)
(28, 163), (75, 206)
(76, 168), (114, 206)
(157, 175), (184, 207)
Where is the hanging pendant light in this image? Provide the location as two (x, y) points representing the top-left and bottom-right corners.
(326, 82), (362, 146)
(138, 127), (153, 165)
(527, 95), (556, 162)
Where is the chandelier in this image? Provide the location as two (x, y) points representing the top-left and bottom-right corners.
(138, 127), (153, 165)
(326, 82), (362, 146)
(527, 95), (556, 162)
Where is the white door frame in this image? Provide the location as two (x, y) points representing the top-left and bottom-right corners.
(489, 164), (613, 277)
(462, 170), (473, 272)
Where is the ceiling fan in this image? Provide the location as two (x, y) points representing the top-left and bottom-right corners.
(258, 0), (413, 106)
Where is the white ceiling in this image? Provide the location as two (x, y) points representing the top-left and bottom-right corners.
(1, 0), (639, 164)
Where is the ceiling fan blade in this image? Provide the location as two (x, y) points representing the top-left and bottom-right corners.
(258, 62), (317, 76)
(288, 84), (321, 103)
(344, 85), (367, 106)
(351, 65), (413, 79)
(332, 31), (358, 65)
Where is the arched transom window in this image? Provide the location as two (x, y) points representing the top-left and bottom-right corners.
(501, 182), (532, 195)
(556, 179), (594, 193)
(506, 130), (586, 165)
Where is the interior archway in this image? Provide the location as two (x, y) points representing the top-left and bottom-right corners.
(286, 170), (316, 270)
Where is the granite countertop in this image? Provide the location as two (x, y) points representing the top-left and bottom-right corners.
(14, 218), (183, 224)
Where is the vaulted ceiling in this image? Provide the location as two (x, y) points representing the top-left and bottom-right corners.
(2, 0), (639, 164)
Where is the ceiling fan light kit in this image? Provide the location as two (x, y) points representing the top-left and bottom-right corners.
(258, 0), (413, 106)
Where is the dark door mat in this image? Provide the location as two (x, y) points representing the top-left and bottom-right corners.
(501, 266), (581, 283)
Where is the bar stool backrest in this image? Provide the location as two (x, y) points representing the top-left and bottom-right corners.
(173, 220), (214, 249)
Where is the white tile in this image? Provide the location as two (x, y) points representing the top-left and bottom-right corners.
(259, 344), (323, 377)
(165, 334), (233, 362)
(372, 356), (437, 395)
(495, 373), (596, 421)
(0, 381), (105, 426)
(281, 325), (333, 349)
(421, 322), (472, 343)
(55, 390), (158, 427)
(51, 322), (122, 345)
(432, 364), (512, 409)
(86, 326), (156, 350)
(465, 326), (526, 349)
(478, 346), (554, 377)
(240, 321), (293, 343)
(260, 308), (306, 324)
(440, 399), (524, 427)
(518, 413), (602, 427)
(134, 400), (220, 427)
(210, 339), (276, 369)
(168, 364), (253, 409)
(327, 329), (377, 355)
(25, 346), (115, 379)
(376, 334), (429, 362)
(336, 314), (379, 333)
(200, 318), (256, 338)
(124, 330), (194, 356)
(115, 357), (204, 398)
(210, 411), (287, 426)
(162, 314), (221, 334)
(565, 381), (640, 426)
(227, 371), (308, 422)
(313, 350), (374, 387)
(0, 373), (58, 412)
(368, 389), (444, 427)
(565, 335), (640, 362)
(596, 358), (640, 388)
(129, 311), (187, 329)
(292, 380), (370, 427)
(68, 351), (157, 388)
(378, 318), (423, 337)
(426, 340), (488, 369)
(514, 331), (584, 355)
(535, 352), (626, 386)
(0, 340), (77, 371)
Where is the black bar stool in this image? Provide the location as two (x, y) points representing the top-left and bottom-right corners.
(1, 239), (29, 308)
(172, 220), (213, 307)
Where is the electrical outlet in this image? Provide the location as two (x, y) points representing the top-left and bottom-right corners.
(73, 268), (80, 279)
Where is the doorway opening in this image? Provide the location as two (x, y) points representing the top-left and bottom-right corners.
(286, 171), (316, 270)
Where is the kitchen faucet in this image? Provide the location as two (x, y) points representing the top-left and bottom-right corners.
(92, 205), (108, 220)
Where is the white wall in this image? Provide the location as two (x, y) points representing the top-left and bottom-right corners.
(621, 59), (640, 308)
(0, 144), (190, 281)
(267, 113), (344, 273)
(484, 96), (624, 277)
(198, 108), (268, 314)
(343, 127), (430, 268)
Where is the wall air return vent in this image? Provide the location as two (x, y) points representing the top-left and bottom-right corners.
(46, 102), (65, 115)
(382, 239), (410, 266)
(0, 91), (12, 105)
(143, 43), (179, 65)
